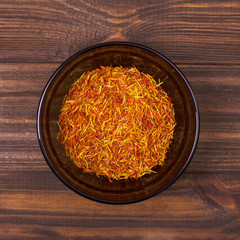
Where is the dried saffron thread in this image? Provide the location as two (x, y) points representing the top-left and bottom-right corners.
(57, 66), (176, 181)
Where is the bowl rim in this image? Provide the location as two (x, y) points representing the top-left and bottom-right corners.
(37, 41), (200, 204)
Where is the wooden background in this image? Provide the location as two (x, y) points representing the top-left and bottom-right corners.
(1, 0), (239, 239)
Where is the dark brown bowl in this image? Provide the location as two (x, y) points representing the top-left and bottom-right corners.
(37, 42), (199, 204)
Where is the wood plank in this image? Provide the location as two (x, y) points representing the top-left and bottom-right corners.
(0, 172), (239, 239)
(0, 170), (239, 200)
(0, 0), (239, 64)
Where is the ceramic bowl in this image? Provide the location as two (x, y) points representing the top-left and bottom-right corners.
(37, 42), (199, 204)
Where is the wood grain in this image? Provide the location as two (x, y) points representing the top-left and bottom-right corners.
(0, 172), (239, 239)
(1, 0), (240, 64)
(0, 0), (240, 239)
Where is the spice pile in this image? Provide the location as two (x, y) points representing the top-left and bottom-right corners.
(57, 66), (176, 181)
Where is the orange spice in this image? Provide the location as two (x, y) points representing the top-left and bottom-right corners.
(57, 66), (176, 181)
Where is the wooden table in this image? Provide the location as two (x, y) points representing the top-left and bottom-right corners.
(1, 1), (239, 239)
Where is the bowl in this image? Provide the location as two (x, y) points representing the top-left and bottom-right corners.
(37, 42), (199, 204)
